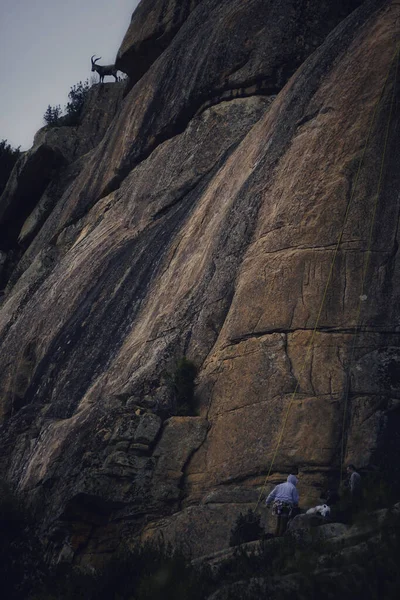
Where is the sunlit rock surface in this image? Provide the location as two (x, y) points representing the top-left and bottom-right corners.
(0, 0), (399, 562)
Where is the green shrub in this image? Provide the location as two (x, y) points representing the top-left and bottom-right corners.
(0, 479), (46, 599)
(45, 516), (400, 600)
(63, 80), (91, 126)
(222, 513), (400, 599)
(2, 480), (400, 599)
(43, 79), (91, 129)
(37, 543), (215, 600)
(229, 509), (264, 547)
(43, 105), (63, 127)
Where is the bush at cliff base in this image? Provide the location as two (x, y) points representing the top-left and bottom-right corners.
(0, 480), (46, 600)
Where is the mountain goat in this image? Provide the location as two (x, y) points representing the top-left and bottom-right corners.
(91, 55), (119, 83)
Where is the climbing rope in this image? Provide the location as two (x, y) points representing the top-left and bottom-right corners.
(255, 40), (400, 511)
(339, 42), (400, 482)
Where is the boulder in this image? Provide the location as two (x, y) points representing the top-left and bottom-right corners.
(134, 413), (162, 445)
(117, 0), (204, 82)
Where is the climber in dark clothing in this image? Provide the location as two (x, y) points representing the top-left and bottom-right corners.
(347, 465), (362, 498)
(265, 475), (299, 536)
(346, 464), (362, 517)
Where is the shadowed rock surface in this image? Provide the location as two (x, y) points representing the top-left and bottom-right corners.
(195, 503), (400, 599)
(0, 0), (399, 565)
(0, 82), (125, 289)
(116, 0), (204, 84)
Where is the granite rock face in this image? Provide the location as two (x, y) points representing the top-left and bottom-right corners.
(0, 0), (399, 563)
(21, 0), (365, 267)
(0, 83), (124, 288)
(116, 0), (204, 83)
(32, 82), (125, 163)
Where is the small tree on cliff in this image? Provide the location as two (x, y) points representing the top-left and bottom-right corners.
(43, 79), (91, 128)
(43, 105), (63, 127)
(63, 79), (91, 125)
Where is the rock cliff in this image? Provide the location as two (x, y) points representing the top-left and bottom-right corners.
(0, 82), (125, 288)
(0, 0), (399, 564)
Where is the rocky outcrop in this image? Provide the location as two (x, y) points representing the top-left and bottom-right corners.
(0, 0), (399, 565)
(32, 82), (125, 163)
(20, 0), (366, 270)
(193, 504), (400, 599)
(0, 145), (66, 250)
(0, 83), (124, 288)
(116, 0), (204, 84)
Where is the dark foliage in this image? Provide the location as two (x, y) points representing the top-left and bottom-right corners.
(0, 139), (21, 196)
(63, 80), (91, 126)
(43, 79), (91, 128)
(0, 480), (46, 599)
(163, 357), (198, 415)
(221, 509), (400, 599)
(2, 476), (400, 599)
(34, 543), (216, 600)
(43, 105), (63, 127)
(97, 543), (214, 600)
(229, 509), (265, 547)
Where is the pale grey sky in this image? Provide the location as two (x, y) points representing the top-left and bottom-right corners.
(0, 0), (140, 150)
